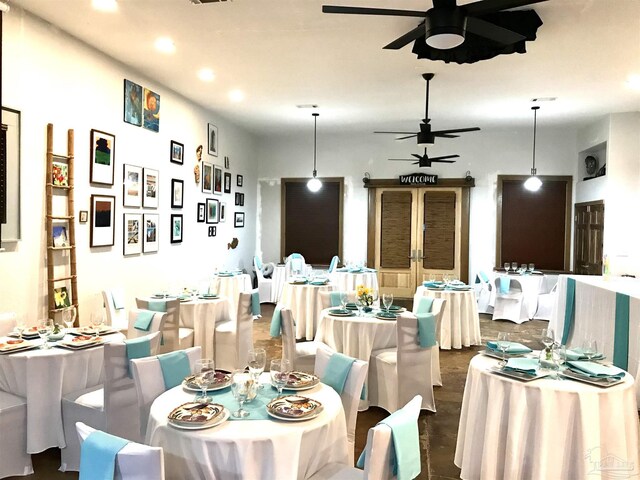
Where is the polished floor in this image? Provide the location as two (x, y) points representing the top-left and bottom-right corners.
(13, 305), (549, 479)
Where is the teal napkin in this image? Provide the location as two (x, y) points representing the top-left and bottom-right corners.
(336, 268), (348, 272)
(567, 361), (625, 379)
(133, 310), (155, 331)
(348, 268), (363, 273)
(613, 293), (630, 370)
(111, 290), (125, 310)
(310, 280), (328, 286)
(486, 341), (532, 354)
(479, 271), (489, 283)
(416, 313), (437, 348)
(321, 352), (355, 394)
(328, 256), (339, 273)
(499, 277), (510, 294)
(147, 300), (167, 312)
(269, 305), (283, 337)
(416, 296), (433, 314)
(561, 278), (576, 345)
(504, 357), (539, 375)
(564, 348), (604, 361)
(125, 337), (151, 377)
(254, 256), (263, 270)
(422, 281), (443, 288)
(157, 351), (191, 390)
(210, 383), (280, 421)
(330, 292), (343, 307)
(251, 291), (261, 316)
(79, 430), (129, 480)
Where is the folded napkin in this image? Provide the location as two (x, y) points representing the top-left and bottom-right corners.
(416, 313), (437, 348)
(376, 310), (397, 319)
(345, 303), (358, 310)
(422, 281), (443, 288)
(329, 292), (343, 307)
(567, 361), (626, 379)
(336, 267), (348, 272)
(111, 290), (125, 310)
(269, 305), (283, 338)
(157, 351), (191, 390)
(251, 291), (261, 316)
(147, 300), (167, 312)
(79, 430), (129, 480)
(133, 311), (155, 332)
(504, 357), (539, 375)
(321, 352), (355, 395)
(564, 348), (604, 361)
(499, 277), (510, 295)
(310, 280), (328, 286)
(486, 341), (532, 354)
(125, 337), (151, 377)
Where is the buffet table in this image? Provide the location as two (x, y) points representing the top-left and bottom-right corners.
(279, 282), (334, 340)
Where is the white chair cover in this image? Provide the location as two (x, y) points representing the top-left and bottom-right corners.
(0, 312), (17, 337)
(103, 288), (128, 332)
(60, 332), (161, 471)
(285, 253), (306, 281)
(126, 309), (167, 340)
(314, 348), (368, 465)
(214, 290), (255, 371)
(280, 308), (330, 373)
(534, 283), (558, 321)
(76, 422), (165, 480)
(0, 390), (33, 478)
(135, 298), (193, 352)
(492, 278), (528, 323)
(474, 272), (494, 315)
(318, 291), (357, 310)
(254, 256), (273, 304)
(130, 346), (202, 440)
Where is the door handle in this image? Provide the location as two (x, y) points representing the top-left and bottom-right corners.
(407, 249), (416, 260)
(417, 249), (424, 260)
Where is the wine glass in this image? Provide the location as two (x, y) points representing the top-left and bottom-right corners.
(511, 262), (518, 273)
(382, 293), (393, 313)
(428, 273), (436, 282)
(193, 359), (215, 402)
(339, 292), (349, 311)
(248, 348), (266, 390)
(355, 297), (366, 317)
(15, 315), (26, 340)
(270, 358), (291, 397)
(230, 371), (252, 418)
(541, 328), (555, 349)
(370, 289), (379, 308)
(62, 307), (76, 332)
(496, 332), (510, 367)
(504, 262), (510, 273)
(90, 311), (105, 338)
(582, 338), (598, 361)
(528, 263), (535, 273)
(38, 319), (53, 349)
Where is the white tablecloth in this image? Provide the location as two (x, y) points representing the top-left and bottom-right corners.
(210, 274), (252, 317)
(330, 271), (379, 293)
(414, 287), (481, 350)
(179, 297), (230, 359)
(0, 332), (126, 453)
(146, 373), (348, 479)
(491, 273), (544, 319)
(279, 283), (335, 340)
(271, 265), (286, 303)
(455, 354), (640, 479)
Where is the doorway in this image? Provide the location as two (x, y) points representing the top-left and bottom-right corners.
(573, 200), (604, 275)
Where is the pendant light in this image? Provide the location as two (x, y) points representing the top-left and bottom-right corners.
(524, 105), (542, 192)
(307, 113), (322, 192)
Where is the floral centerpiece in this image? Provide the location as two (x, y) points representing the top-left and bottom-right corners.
(356, 285), (374, 313)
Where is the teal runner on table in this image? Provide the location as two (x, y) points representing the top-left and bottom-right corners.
(79, 430), (129, 480)
(561, 278), (576, 345)
(613, 293), (630, 370)
(210, 383), (281, 420)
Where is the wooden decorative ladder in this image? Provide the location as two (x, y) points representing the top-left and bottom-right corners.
(45, 123), (79, 325)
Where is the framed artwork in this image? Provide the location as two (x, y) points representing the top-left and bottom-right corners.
(234, 212), (245, 228)
(79, 211), (88, 223)
(224, 172), (231, 193)
(54, 286), (72, 309)
(214, 165), (223, 195)
(197, 203), (205, 223)
(90, 129), (115, 185)
(171, 214), (183, 244)
(90, 194), (116, 247)
(123, 164), (142, 207)
(237, 174), (243, 187)
(207, 123), (218, 156)
(171, 178), (184, 208)
(170, 140), (184, 165)
(143, 213), (159, 253)
(220, 202), (226, 223)
(52, 161), (68, 186)
(123, 79), (143, 127)
(52, 225), (69, 247)
(123, 213), (142, 256)
(202, 161), (213, 194)
(235, 192), (245, 206)
(206, 198), (220, 224)
(143, 168), (159, 208)
(224, 156), (230, 169)
(208, 226), (217, 237)
(143, 88), (160, 132)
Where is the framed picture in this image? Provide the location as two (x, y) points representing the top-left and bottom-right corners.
(52, 161), (68, 186)
(79, 210), (88, 223)
(143, 168), (159, 208)
(224, 172), (231, 193)
(90, 129), (115, 185)
(171, 214), (183, 244)
(234, 212), (245, 228)
(123, 164), (143, 207)
(90, 194), (116, 247)
(171, 178), (184, 208)
(207, 123), (218, 156)
(224, 156), (230, 169)
(52, 224), (69, 247)
(235, 192), (245, 206)
(197, 203), (205, 223)
(220, 202), (226, 223)
(202, 161), (213, 194)
(170, 140), (184, 165)
(206, 198), (220, 224)
(54, 286), (72, 309)
(123, 79), (143, 127)
(214, 165), (223, 195)
(143, 213), (159, 253)
(208, 226), (217, 237)
(143, 88), (160, 132)
(123, 213), (142, 256)
(237, 174), (243, 187)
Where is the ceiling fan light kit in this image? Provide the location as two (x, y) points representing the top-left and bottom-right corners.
(425, 5), (466, 49)
(307, 113), (323, 193)
(524, 105), (542, 192)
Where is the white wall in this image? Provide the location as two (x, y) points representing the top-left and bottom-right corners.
(0, 9), (259, 324)
(256, 124), (579, 281)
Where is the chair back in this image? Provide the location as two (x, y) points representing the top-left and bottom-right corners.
(127, 309), (167, 340)
(279, 308), (296, 368)
(135, 298), (180, 353)
(318, 290), (356, 310)
(328, 256), (340, 274)
(130, 346), (202, 439)
(102, 288), (128, 331)
(0, 312), (16, 337)
(234, 291), (256, 369)
(76, 422), (165, 480)
(285, 253), (306, 280)
(254, 256), (265, 281)
(494, 277), (523, 296)
(541, 274), (558, 294)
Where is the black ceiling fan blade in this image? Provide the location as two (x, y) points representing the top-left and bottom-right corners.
(384, 23), (425, 50)
(374, 131), (416, 134)
(411, 153), (423, 159)
(431, 159), (457, 163)
(396, 135), (418, 140)
(435, 134), (460, 138)
(430, 155), (460, 161)
(466, 17), (525, 45)
(322, 6), (425, 18)
(465, 0), (547, 16)
(432, 127), (481, 135)
(388, 159), (417, 161)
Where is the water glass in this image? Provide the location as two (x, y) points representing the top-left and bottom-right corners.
(339, 292), (349, 310)
(248, 348), (266, 390)
(15, 316), (26, 340)
(270, 358), (291, 396)
(194, 359), (215, 401)
(90, 311), (104, 337)
(528, 263), (535, 273)
(504, 262), (510, 273)
(62, 307), (76, 331)
(428, 273), (436, 282)
(230, 371), (252, 418)
(38, 319), (54, 349)
(496, 332), (510, 367)
(582, 338), (598, 361)
(382, 293), (393, 312)
(541, 328), (555, 349)
(511, 262), (518, 272)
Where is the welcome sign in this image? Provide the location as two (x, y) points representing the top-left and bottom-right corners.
(399, 173), (438, 185)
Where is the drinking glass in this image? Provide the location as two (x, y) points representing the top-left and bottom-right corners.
(270, 358), (291, 397)
(520, 264), (527, 273)
(230, 371), (251, 418)
(504, 262), (510, 273)
(90, 311), (104, 338)
(15, 315), (26, 340)
(194, 358), (215, 402)
(528, 263), (535, 273)
(582, 338), (598, 361)
(428, 273), (436, 282)
(370, 289), (379, 308)
(339, 292), (349, 310)
(442, 273), (450, 284)
(382, 293), (394, 313)
(38, 319), (53, 349)
(62, 307), (76, 332)
(355, 297), (366, 317)
(541, 328), (555, 349)
(248, 348), (266, 390)
(511, 262), (518, 272)
(496, 332), (510, 367)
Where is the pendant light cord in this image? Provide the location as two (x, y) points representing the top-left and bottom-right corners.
(312, 113), (319, 177)
(531, 106), (539, 173)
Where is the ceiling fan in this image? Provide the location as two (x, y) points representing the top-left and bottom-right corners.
(374, 73), (480, 145)
(389, 148), (459, 168)
(322, 0), (546, 50)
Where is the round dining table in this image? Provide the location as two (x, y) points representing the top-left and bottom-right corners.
(178, 296), (230, 359)
(330, 269), (379, 293)
(279, 282), (335, 340)
(209, 273), (252, 317)
(455, 354), (640, 479)
(145, 373), (348, 479)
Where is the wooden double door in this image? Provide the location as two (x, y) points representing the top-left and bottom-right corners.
(369, 186), (470, 298)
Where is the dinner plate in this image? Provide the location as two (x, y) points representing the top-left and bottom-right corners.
(266, 396), (323, 421)
(56, 336), (105, 350)
(72, 327), (119, 336)
(328, 309), (354, 317)
(375, 312), (397, 321)
(489, 366), (550, 382)
(8, 331), (40, 340)
(427, 286), (445, 291)
(479, 349), (529, 360)
(387, 306), (406, 313)
(168, 404), (229, 430)
(183, 371), (232, 392)
(0, 340), (39, 354)
(559, 369), (625, 388)
(267, 408), (323, 422)
(199, 294), (219, 300)
(284, 372), (320, 390)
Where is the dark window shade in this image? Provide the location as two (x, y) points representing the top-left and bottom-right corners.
(500, 178), (569, 270)
(423, 191), (455, 270)
(0, 123), (6, 224)
(283, 180), (341, 265)
(380, 191), (412, 269)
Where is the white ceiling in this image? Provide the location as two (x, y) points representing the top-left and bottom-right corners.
(13, 0), (640, 136)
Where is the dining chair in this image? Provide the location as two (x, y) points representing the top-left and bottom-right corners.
(135, 297), (194, 352)
(126, 309), (167, 340)
(474, 271), (494, 315)
(0, 390), (32, 479)
(76, 422), (164, 480)
(254, 256), (273, 304)
(318, 290), (357, 310)
(280, 308), (331, 373)
(60, 332), (161, 471)
(102, 287), (128, 332)
(0, 312), (17, 337)
(314, 348), (368, 465)
(533, 282), (558, 321)
(492, 278), (528, 323)
(308, 395), (422, 480)
(130, 346), (202, 440)
(285, 253), (306, 281)
(214, 290), (255, 371)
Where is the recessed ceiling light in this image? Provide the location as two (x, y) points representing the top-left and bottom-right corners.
(297, 104), (319, 109)
(229, 89), (245, 102)
(92, 0), (117, 12)
(154, 37), (176, 54)
(198, 68), (215, 82)
(626, 74), (640, 90)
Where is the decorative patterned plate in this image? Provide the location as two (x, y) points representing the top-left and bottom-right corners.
(56, 335), (105, 350)
(73, 327), (119, 336)
(183, 370), (232, 392)
(0, 340), (38, 354)
(168, 402), (227, 428)
(266, 396), (323, 421)
(284, 372), (320, 390)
